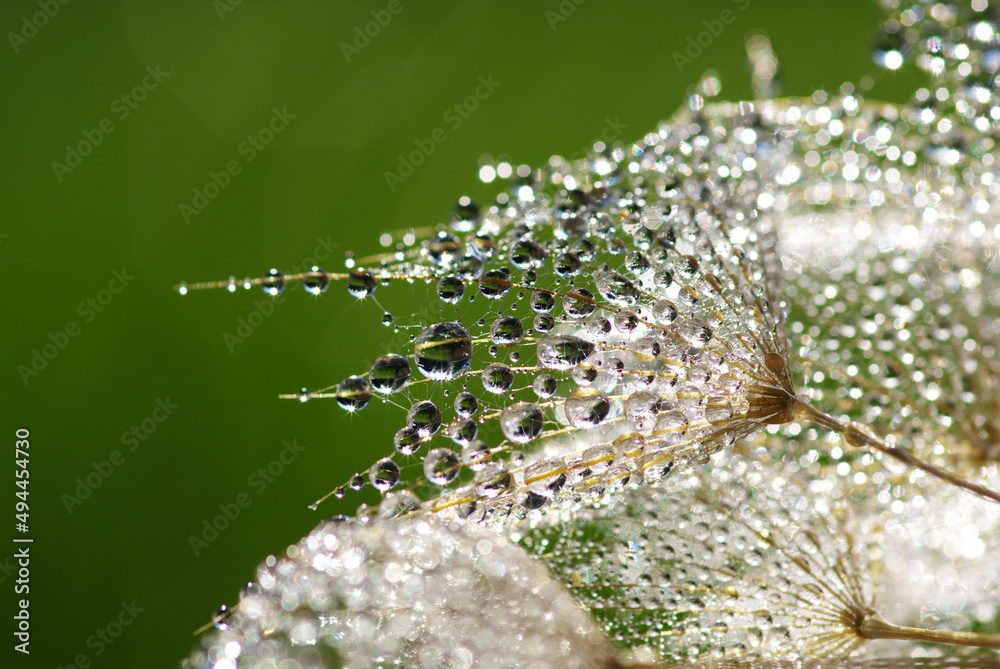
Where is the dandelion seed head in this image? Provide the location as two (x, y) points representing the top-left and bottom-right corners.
(183, 1), (1000, 664)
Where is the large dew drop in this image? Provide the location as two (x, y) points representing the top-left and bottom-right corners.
(449, 196), (480, 232)
(413, 322), (473, 381)
(537, 334), (595, 370)
(369, 458), (400, 491)
(482, 363), (514, 394)
(565, 394), (612, 429)
(676, 317), (713, 348)
(406, 400), (443, 437)
(423, 448), (460, 486)
(346, 270), (376, 298)
(594, 271), (640, 306)
(490, 315), (525, 346)
(335, 376), (372, 412)
(436, 276), (465, 303)
(369, 354), (411, 393)
(393, 426), (422, 455)
(302, 266), (329, 295)
(479, 269), (511, 299)
(500, 402), (545, 444)
(526, 459), (567, 498)
(261, 269), (285, 296)
(454, 392), (478, 417)
(563, 288), (596, 318)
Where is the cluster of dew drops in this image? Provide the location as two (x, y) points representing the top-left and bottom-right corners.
(176, 0), (1000, 526)
(181, 107), (791, 525)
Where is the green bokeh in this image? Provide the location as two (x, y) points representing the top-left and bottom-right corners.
(1, 1), (920, 666)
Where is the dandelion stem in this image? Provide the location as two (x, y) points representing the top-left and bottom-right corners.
(791, 399), (1000, 505)
(860, 614), (1000, 650)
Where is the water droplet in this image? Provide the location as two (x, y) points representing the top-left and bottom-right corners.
(633, 339), (661, 364)
(676, 317), (713, 348)
(500, 402), (544, 443)
(624, 251), (650, 274)
(302, 266), (329, 294)
(349, 474), (364, 490)
(873, 25), (908, 70)
(482, 363), (514, 394)
(479, 269), (511, 299)
(563, 288), (597, 318)
(526, 458), (567, 497)
(469, 233), (495, 259)
(653, 299), (679, 324)
(461, 440), (491, 471)
(616, 433), (645, 455)
(436, 276), (466, 303)
(335, 376), (372, 412)
(770, 625), (791, 642)
(572, 366), (598, 386)
(393, 426), (423, 455)
(261, 269), (285, 296)
(705, 397), (735, 425)
(555, 215), (587, 240)
(521, 491), (547, 509)
(678, 255), (699, 278)
(423, 448), (460, 485)
(581, 444), (614, 475)
(655, 409), (689, 436)
(588, 316), (612, 339)
(537, 334), (595, 369)
(530, 290), (556, 313)
(455, 255), (484, 279)
(510, 239), (547, 269)
(369, 458), (401, 492)
(553, 252), (583, 277)
(570, 237), (597, 261)
(406, 400), (442, 437)
(533, 374), (557, 398)
(450, 196), (480, 232)
(687, 364), (712, 383)
(381, 312), (394, 326)
(346, 269), (376, 298)
(213, 604), (233, 630)
(378, 490), (421, 519)
(413, 322), (473, 381)
(533, 313), (555, 333)
(625, 391), (662, 430)
(428, 232), (460, 266)
(477, 464), (514, 499)
(369, 354), (411, 394)
(456, 499), (479, 519)
(642, 457), (673, 482)
(613, 310), (641, 335)
(566, 394), (612, 428)
(489, 315), (524, 346)
(653, 269), (673, 290)
(595, 271), (640, 306)
(448, 419), (478, 445)
(454, 392), (478, 417)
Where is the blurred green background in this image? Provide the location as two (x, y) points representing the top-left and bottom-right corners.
(1, 0), (920, 666)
